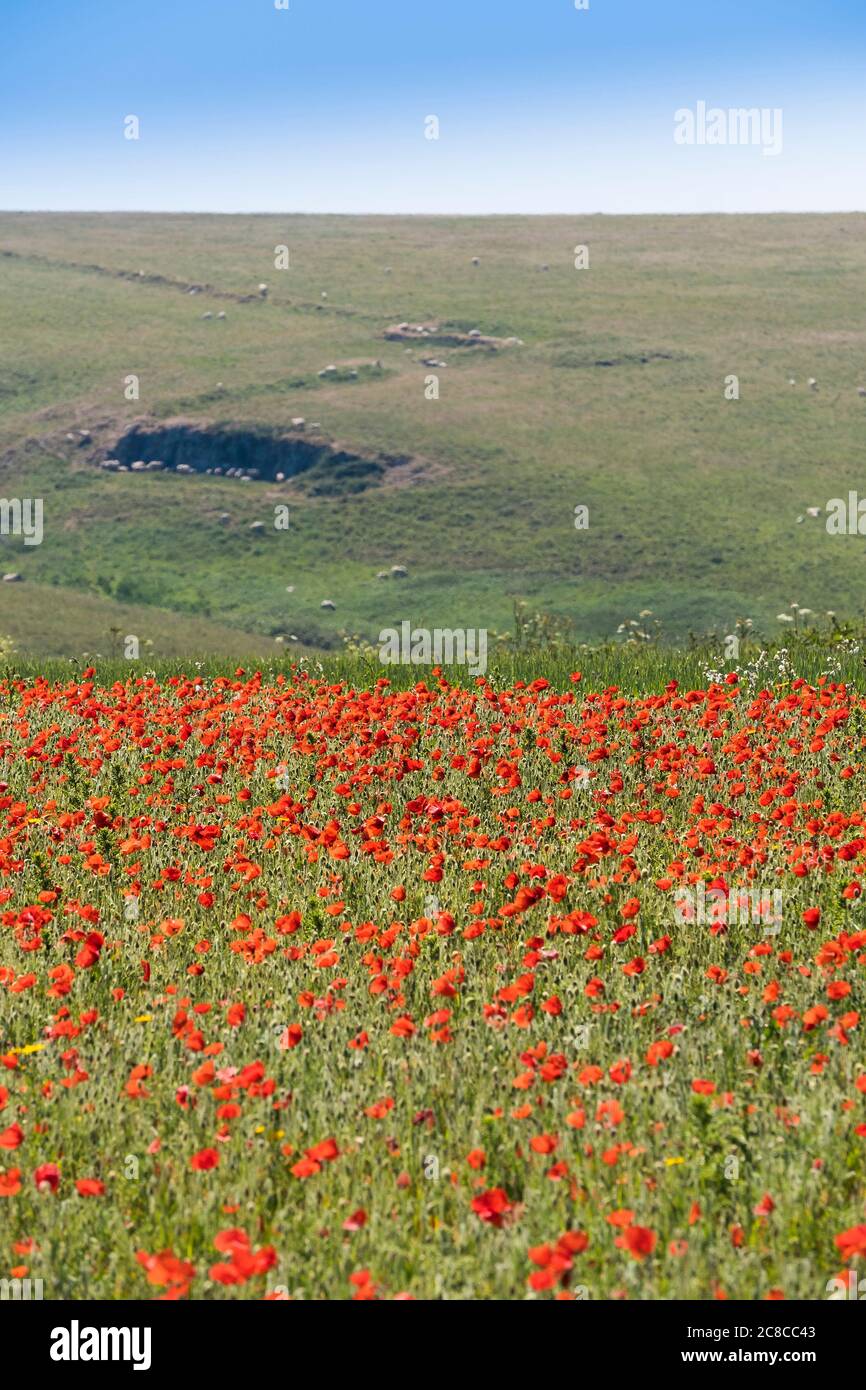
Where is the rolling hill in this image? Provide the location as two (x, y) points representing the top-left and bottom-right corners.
(1, 211), (864, 659)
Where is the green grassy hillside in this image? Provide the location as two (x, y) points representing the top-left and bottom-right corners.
(1, 212), (864, 658)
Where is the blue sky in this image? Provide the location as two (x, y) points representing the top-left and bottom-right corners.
(1, 0), (863, 213)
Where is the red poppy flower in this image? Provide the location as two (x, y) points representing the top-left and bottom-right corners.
(75, 1178), (105, 1197)
(34, 1164), (60, 1193)
(190, 1148), (219, 1171)
(471, 1188), (513, 1227)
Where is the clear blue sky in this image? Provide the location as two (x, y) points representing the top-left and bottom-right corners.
(1, 0), (863, 213)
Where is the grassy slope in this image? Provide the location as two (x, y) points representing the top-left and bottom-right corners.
(0, 582), (281, 661)
(1, 212), (865, 658)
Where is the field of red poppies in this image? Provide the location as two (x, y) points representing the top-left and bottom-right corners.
(2, 663), (866, 1300)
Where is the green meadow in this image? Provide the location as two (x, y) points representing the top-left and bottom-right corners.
(1, 211), (865, 659)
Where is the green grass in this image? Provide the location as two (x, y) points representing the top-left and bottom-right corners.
(2, 629), (864, 700)
(2, 211), (866, 657)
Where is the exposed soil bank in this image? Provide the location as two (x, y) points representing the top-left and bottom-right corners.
(383, 321), (522, 349)
(104, 421), (408, 495)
